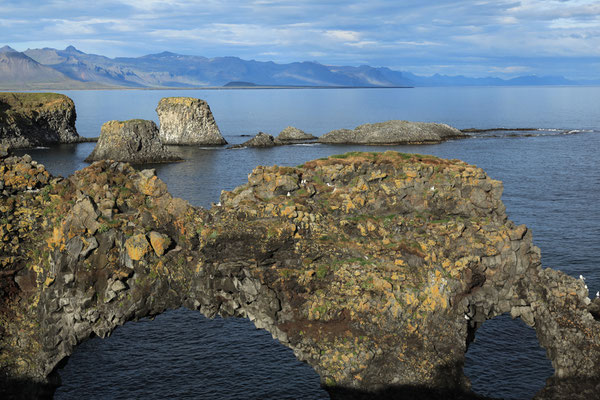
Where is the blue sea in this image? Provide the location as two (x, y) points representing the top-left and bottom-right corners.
(15, 86), (600, 399)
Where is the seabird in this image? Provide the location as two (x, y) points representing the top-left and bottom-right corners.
(596, 291), (599, 298)
(579, 274), (585, 281)
(287, 192), (291, 197)
(430, 186), (435, 191)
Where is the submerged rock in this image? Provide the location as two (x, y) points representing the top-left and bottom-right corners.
(274, 126), (317, 144)
(230, 132), (276, 148)
(1, 151), (599, 399)
(156, 97), (226, 145)
(318, 120), (465, 145)
(85, 119), (181, 163)
(0, 92), (80, 149)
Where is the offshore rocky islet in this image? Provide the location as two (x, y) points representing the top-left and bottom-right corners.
(0, 147), (599, 399)
(0, 93), (80, 149)
(84, 119), (181, 164)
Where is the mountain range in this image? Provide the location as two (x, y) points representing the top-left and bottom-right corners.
(0, 45), (597, 89)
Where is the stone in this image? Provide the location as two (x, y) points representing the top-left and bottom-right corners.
(274, 126), (317, 144)
(124, 234), (150, 261)
(229, 132), (276, 148)
(148, 231), (171, 256)
(318, 120), (465, 145)
(0, 92), (80, 149)
(156, 97), (227, 145)
(85, 119), (182, 164)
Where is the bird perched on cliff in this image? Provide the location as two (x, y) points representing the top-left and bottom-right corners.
(579, 275), (588, 290)
(596, 291), (599, 298)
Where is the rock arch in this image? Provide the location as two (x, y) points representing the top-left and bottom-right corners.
(1, 150), (599, 399)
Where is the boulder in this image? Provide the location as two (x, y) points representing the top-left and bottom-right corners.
(85, 119), (181, 163)
(0, 92), (80, 149)
(156, 97), (226, 145)
(274, 126), (317, 144)
(230, 132), (276, 148)
(318, 120), (465, 145)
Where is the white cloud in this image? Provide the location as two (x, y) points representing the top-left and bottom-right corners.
(324, 30), (361, 42)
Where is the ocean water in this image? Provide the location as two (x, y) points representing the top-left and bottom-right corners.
(14, 86), (600, 399)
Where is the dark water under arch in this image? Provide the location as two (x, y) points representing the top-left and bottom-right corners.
(464, 313), (554, 399)
(54, 308), (330, 399)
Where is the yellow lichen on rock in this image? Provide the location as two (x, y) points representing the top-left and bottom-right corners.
(125, 234), (150, 261)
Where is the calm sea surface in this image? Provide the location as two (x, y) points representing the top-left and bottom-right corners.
(14, 86), (600, 399)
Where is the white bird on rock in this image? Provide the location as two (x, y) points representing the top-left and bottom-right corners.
(579, 274), (585, 281)
(596, 291), (599, 298)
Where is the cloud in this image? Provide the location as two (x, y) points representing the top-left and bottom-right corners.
(324, 30), (362, 42)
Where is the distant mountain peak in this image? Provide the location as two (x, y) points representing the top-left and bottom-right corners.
(0, 45), (17, 53)
(64, 45), (81, 53)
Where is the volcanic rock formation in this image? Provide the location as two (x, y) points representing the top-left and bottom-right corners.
(318, 120), (465, 145)
(0, 92), (80, 149)
(85, 119), (181, 163)
(156, 97), (226, 145)
(230, 132), (276, 148)
(0, 150), (599, 399)
(274, 126), (317, 144)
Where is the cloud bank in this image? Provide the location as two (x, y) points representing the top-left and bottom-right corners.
(1, 0), (599, 79)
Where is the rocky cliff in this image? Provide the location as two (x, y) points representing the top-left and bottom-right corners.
(85, 119), (181, 164)
(0, 150), (598, 399)
(318, 120), (465, 145)
(156, 97), (226, 145)
(0, 93), (80, 149)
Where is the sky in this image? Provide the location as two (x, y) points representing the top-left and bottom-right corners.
(1, 0), (599, 79)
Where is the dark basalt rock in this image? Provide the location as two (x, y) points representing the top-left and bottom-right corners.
(318, 120), (465, 145)
(0, 92), (80, 149)
(85, 119), (181, 163)
(229, 132), (276, 148)
(0, 151), (599, 399)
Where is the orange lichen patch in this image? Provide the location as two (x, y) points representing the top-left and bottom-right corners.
(125, 234), (150, 261)
(148, 231), (171, 256)
(46, 226), (65, 251)
(137, 175), (167, 197)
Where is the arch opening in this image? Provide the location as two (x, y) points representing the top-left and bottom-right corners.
(464, 313), (554, 400)
(54, 308), (329, 399)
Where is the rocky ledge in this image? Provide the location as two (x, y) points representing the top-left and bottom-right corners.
(275, 126), (317, 144)
(230, 132), (277, 148)
(0, 150), (599, 399)
(156, 97), (227, 145)
(0, 93), (80, 149)
(318, 120), (465, 145)
(85, 119), (181, 164)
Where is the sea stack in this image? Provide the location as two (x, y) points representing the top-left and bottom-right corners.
(156, 97), (227, 145)
(318, 120), (464, 145)
(85, 119), (181, 163)
(0, 92), (80, 149)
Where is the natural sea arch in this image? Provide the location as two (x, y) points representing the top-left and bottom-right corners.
(2, 153), (600, 400)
